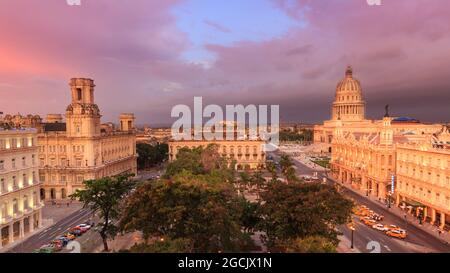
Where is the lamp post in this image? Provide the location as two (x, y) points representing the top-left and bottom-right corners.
(387, 192), (391, 209)
(348, 223), (356, 250)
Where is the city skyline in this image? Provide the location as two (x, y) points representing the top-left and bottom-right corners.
(1, 0), (450, 125)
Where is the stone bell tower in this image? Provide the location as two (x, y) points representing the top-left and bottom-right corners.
(119, 113), (135, 132)
(66, 78), (101, 137)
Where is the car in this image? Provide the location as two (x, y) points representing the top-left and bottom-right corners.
(372, 224), (389, 231)
(54, 237), (70, 246)
(63, 233), (76, 240)
(76, 224), (92, 232)
(386, 229), (407, 239)
(68, 228), (83, 236)
(363, 218), (377, 226)
(50, 241), (64, 251)
(388, 225), (400, 231)
(370, 213), (384, 221)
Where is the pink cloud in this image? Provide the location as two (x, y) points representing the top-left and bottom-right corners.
(0, 0), (449, 124)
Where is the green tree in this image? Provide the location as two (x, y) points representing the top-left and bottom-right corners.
(258, 181), (353, 250)
(125, 238), (194, 253)
(70, 174), (136, 252)
(265, 161), (278, 182)
(279, 155), (294, 175)
(119, 179), (253, 252)
(137, 143), (168, 170)
(282, 236), (337, 253)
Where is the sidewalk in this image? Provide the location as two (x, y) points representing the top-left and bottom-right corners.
(337, 235), (361, 253)
(336, 178), (450, 246)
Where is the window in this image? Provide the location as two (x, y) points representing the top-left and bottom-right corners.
(39, 174), (45, 182)
(12, 158), (16, 169)
(12, 176), (17, 189)
(23, 173), (27, 186)
(13, 198), (18, 214)
(0, 179), (5, 193)
(23, 195), (29, 210)
(22, 156), (26, 166)
(0, 160), (4, 170)
(32, 155), (36, 165)
(77, 88), (82, 100)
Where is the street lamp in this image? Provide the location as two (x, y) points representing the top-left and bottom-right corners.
(348, 223), (356, 250)
(350, 226), (355, 249)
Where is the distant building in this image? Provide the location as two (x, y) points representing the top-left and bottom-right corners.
(136, 127), (172, 144)
(0, 128), (43, 250)
(168, 122), (267, 170)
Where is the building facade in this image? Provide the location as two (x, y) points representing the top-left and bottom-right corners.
(313, 66), (441, 152)
(331, 117), (411, 199)
(169, 122), (267, 170)
(396, 129), (450, 229)
(0, 128), (43, 250)
(36, 78), (137, 200)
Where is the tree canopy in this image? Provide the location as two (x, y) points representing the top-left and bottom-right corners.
(70, 174), (136, 252)
(257, 181), (353, 251)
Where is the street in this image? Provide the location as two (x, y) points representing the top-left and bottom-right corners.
(9, 208), (93, 253)
(271, 151), (450, 253)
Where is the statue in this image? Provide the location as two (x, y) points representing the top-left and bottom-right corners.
(384, 104), (390, 117)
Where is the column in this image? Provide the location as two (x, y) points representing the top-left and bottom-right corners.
(431, 208), (436, 225)
(8, 224), (13, 244)
(38, 211), (42, 228)
(423, 207), (428, 222)
(29, 214), (35, 233)
(19, 219), (25, 239)
(440, 212), (446, 229)
(396, 193), (400, 206)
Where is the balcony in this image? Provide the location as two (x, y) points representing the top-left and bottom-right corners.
(23, 207), (33, 215)
(0, 216), (13, 225)
(13, 211), (23, 219)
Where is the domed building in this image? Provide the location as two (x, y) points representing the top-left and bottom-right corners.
(313, 66), (442, 151)
(331, 66), (366, 122)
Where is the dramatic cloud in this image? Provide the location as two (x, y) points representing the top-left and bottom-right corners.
(0, 0), (449, 125)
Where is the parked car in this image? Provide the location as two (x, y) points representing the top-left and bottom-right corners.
(76, 224), (92, 232)
(388, 225), (400, 231)
(372, 224), (389, 231)
(386, 229), (407, 239)
(363, 218), (377, 226)
(63, 233), (76, 240)
(54, 237), (70, 247)
(69, 228), (83, 236)
(370, 213), (384, 221)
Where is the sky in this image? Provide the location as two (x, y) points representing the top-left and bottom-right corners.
(0, 0), (449, 126)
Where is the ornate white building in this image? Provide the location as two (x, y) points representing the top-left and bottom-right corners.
(0, 128), (43, 250)
(36, 78), (138, 200)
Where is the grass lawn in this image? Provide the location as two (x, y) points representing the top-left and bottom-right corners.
(312, 159), (330, 168)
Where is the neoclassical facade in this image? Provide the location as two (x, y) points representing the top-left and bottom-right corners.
(313, 66), (441, 151)
(331, 117), (412, 199)
(396, 129), (450, 229)
(0, 128), (43, 250)
(169, 122), (266, 170)
(36, 78), (137, 200)
(169, 140), (266, 170)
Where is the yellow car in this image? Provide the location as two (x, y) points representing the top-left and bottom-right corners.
(386, 229), (407, 239)
(63, 233), (76, 240)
